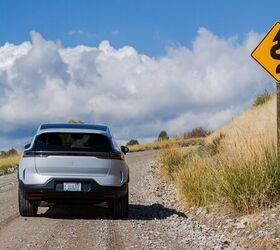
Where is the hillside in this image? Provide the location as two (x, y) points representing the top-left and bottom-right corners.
(207, 94), (276, 150)
(159, 92), (280, 212)
(158, 95), (280, 247)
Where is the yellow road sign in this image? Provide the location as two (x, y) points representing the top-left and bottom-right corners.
(251, 21), (280, 82)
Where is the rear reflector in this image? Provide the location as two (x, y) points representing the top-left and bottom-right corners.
(28, 192), (42, 198)
(103, 194), (118, 199)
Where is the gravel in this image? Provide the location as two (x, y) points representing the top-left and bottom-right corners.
(0, 150), (279, 249)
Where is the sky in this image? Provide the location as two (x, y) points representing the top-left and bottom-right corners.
(0, 0), (279, 149)
(1, 0), (280, 56)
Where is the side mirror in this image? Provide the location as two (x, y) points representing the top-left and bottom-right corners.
(121, 145), (129, 155)
(24, 143), (31, 149)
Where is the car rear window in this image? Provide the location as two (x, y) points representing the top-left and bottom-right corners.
(35, 133), (111, 152)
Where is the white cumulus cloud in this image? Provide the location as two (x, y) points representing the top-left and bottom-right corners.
(0, 28), (272, 148)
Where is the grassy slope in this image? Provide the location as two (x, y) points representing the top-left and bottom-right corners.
(207, 95), (276, 148)
(160, 95), (280, 213)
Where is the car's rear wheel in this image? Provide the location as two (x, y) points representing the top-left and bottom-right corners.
(110, 191), (128, 219)
(18, 188), (38, 217)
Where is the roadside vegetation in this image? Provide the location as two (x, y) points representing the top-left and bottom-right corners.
(128, 129), (205, 152)
(158, 130), (169, 140)
(253, 90), (272, 107)
(184, 127), (212, 139)
(128, 137), (204, 152)
(159, 95), (280, 214)
(127, 139), (139, 146)
(68, 119), (84, 124)
(0, 148), (20, 174)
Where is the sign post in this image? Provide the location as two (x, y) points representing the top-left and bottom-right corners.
(277, 82), (280, 156)
(251, 21), (280, 158)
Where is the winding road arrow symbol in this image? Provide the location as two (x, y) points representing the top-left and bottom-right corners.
(270, 28), (280, 74)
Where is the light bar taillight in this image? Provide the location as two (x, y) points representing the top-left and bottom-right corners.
(110, 153), (123, 160)
(23, 151), (35, 157)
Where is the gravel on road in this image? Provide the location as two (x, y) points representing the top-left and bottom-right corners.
(0, 150), (241, 249)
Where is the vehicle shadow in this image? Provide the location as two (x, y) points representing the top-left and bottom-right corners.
(41, 203), (187, 221)
(128, 203), (187, 220)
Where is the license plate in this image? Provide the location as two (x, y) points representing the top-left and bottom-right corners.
(63, 182), (81, 192)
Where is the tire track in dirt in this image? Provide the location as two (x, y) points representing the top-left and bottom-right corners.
(0, 213), (19, 230)
(107, 220), (125, 250)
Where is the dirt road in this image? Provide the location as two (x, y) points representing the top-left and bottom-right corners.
(0, 151), (236, 250)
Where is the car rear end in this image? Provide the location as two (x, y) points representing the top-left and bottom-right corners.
(18, 124), (129, 218)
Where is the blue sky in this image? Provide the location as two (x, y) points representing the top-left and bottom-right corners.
(0, 0), (279, 56)
(0, 1), (278, 149)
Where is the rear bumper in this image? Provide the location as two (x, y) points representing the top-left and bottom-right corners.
(19, 179), (128, 205)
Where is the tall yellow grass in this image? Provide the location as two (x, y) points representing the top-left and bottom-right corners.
(0, 154), (20, 174)
(159, 144), (185, 181)
(160, 96), (280, 213)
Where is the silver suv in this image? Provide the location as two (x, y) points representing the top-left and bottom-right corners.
(18, 123), (129, 218)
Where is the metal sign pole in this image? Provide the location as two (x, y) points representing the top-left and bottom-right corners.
(277, 81), (280, 163)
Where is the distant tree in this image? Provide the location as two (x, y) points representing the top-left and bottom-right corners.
(8, 148), (18, 155)
(158, 130), (169, 141)
(0, 148), (18, 157)
(68, 119), (84, 124)
(127, 139), (139, 146)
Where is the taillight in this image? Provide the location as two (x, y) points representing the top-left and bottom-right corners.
(110, 153), (123, 160)
(23, 151), (35, 157)
(28, 192), (42, 199)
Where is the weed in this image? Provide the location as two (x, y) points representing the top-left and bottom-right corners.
(207, 133), (226, 156)
(253, 90), (271, 107)
(159, 145), (185, 181)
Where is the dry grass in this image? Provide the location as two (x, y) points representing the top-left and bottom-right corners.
(128, 138), (204, 152)
(0, 154), (20, 174)
(160, 95), (280, 214)
(159, 144), (185, 181)
(175, 156), (217, 207)
(207, 94), (276, 147)
(174, 137), (280, 213)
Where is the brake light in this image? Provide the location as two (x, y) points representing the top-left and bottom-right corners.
(23, 151), (35, 157)
(110, 153), (123, 160)
(28, 192), (42, 199)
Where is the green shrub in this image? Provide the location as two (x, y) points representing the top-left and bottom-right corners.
(253, 90), (271, 107)
(158, 130), (169, 141)
(127, 139), (139, 146)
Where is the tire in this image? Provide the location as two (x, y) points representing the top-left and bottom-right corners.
(18, 188), (38, 217)
(110, 191), (129, 219)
